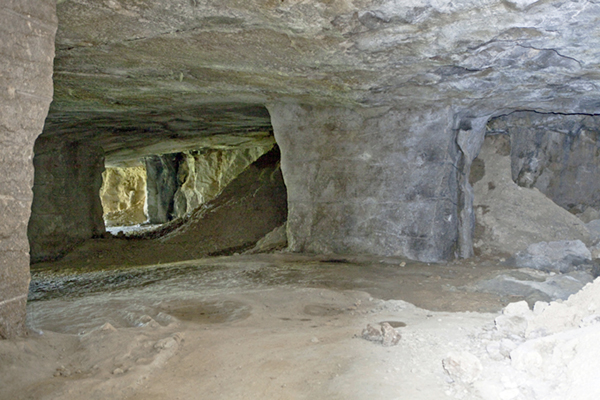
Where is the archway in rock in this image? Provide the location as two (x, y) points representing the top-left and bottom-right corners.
(27, 105), (288, 267)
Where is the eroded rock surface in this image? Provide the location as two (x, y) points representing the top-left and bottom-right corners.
(271, 104), (459, 262)
(0, 0), (57, 338)
(101, 166), (147, 227)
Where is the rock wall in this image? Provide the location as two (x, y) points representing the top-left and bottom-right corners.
(145, 146), (272, 224)
(472, 135), (590, 256)
(488, 112), (600, 212)
(100, 166), (147, 227)
(144, 154), (179, 224)
(269, 104), (460, 262)
(29, 138), (106, 263)
(173, 146), (272, 217)
(0, 0), (57, 338)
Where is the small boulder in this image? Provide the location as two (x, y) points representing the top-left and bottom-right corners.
(360, 322), (401, 346)
(442, 351), (482, 384)
(514, 240), (591, 273)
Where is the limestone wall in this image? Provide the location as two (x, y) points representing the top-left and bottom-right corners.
(145, 146), (272, 223)
(173, 146), (272, 218)
(101, 166), (147, 227)
(0, 0), (57, 338)
(144, 154), (180, 224)
(28, 138), (105, 263)
(269, 104), (460, 262)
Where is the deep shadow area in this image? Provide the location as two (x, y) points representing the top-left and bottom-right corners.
(32, 146), (287, 270)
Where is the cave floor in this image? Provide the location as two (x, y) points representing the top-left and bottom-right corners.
(3, 254), (526, 400)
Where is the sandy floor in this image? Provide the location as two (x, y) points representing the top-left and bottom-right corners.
(2, 253), (599, 399)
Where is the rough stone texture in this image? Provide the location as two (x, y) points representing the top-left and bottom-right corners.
(173, 144), (273, 217)
(270, 104), (459, 262)
(31, 0), (600, 265)
(49, 0), (600, 118)
(144, 146), (288, 260)
(245, 224), (288, 255)
(472, 135), (591, 256)
(29, 138), (106, 263)
(515, 240), (592, 274)
(580, 208), (600, 224)
(587, 220), (600, 242)
(144, 144), (273, 223)
(488, 112), (600, 212)
(100, 166), (147, 227)
(144, 154), (179, 224)
(474, 269), (594, 305)
(442, 351), (482, 384)
(0, 0), (57, 338)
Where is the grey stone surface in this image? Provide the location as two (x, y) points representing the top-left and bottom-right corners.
(515, 240), (592, 274)
(8, 0), (600, 335)
(488, 113), (600, 212)
(580, 208), (600, 224)
(36, 0), (600, 265)
(245, 224), (288, 255)
(144, 154), (180, 224)
(474, 269), (594, 304)
(0, 0), (57, 338)
(586, 220), (600, 242)
(472, 136), (591, 256)
(48, 0), (600, 120)
(29, 138), (106, 263)
(270, 104), (459, 262)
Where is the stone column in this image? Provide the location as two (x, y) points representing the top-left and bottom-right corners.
(268, 103), (460, 262)
(455, 117), (488, 259)
(0, 0), (57, 338)
(144, 154), (180, 224)
(28, 139), (106, 263)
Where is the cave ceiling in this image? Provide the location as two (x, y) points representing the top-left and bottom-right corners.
(47, 0), (600, 162)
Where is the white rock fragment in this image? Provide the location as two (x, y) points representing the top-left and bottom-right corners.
(442, 351), (482, 384)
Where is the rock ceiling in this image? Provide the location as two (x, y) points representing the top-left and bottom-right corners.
(47, 0), (600, 161)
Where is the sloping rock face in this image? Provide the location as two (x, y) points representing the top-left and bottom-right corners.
(0, 0), (56, 338)
(472, 135), (590, 256)
(41, 147), (288, 268)
(143, 144), (273, 223)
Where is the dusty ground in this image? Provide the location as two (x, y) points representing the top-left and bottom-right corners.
(2, 253), (599, 400)
(0, 254), (540, 400)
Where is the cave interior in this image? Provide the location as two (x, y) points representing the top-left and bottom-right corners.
(2, 0), (600, 398)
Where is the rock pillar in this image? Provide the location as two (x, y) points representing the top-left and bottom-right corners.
(144, 154), (180, 224)
(0, 0), (57, 338)
(455, 117), (488, 258)
(268, 104), (460, 262)
(29, 139), (106, 263)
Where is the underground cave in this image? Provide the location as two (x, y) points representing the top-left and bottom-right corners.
(2, 0), (600, 399)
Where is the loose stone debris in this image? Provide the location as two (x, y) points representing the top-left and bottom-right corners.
(361, 322), (402, 347)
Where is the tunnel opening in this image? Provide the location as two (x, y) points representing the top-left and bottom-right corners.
(100, 143), (276, 237)
(28, 105), (288, 266)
